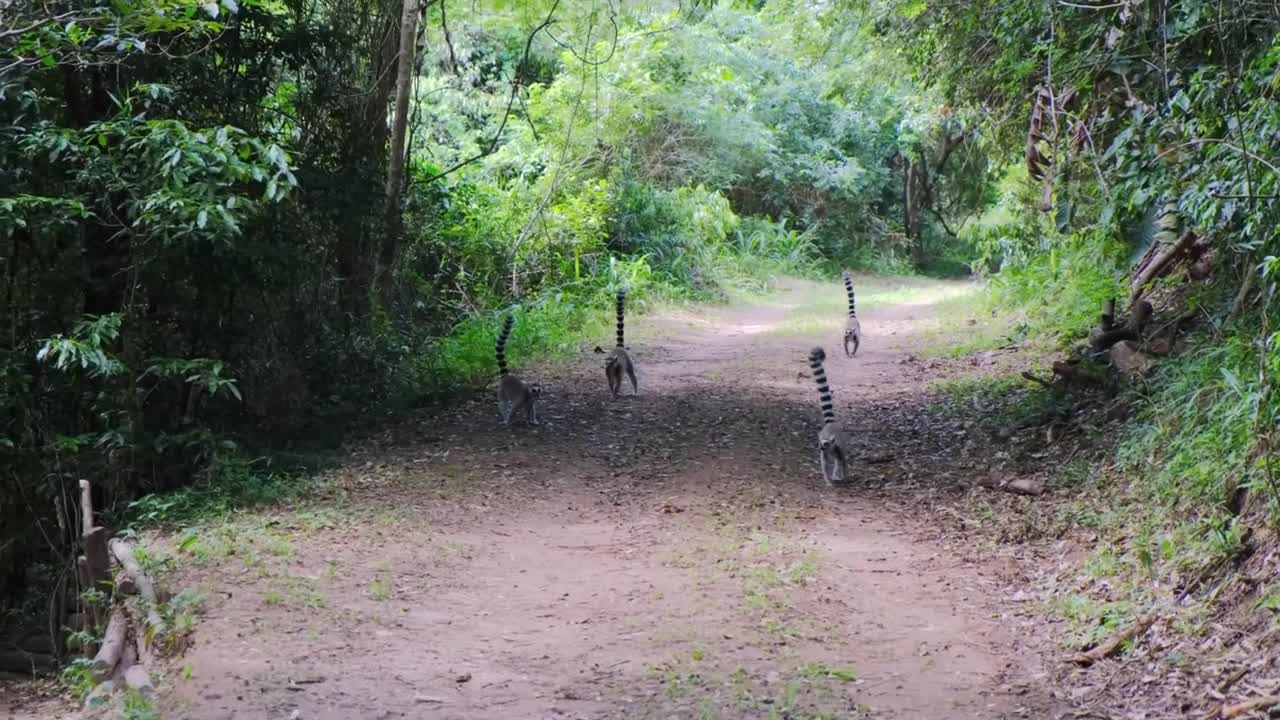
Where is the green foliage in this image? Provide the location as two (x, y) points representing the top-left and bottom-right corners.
(60, 658), (96, 702)
(984, 227), (1128, 342)
(876, 0), (1280, 628)
(128, 453), (309, 527)
(122, 689), (161, 720)
(931, 373), (1056, 430)
(0, 0), (1048, 632)
(1050, 594), (1136, 651)
(1117, 334), (1268, 523)
(157, 588), (206, 652)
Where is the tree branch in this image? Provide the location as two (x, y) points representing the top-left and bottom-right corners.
(439, 0), (458, 75)
(417, 0), (562, 185)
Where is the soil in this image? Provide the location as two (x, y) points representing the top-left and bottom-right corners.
(10, 276), (1086, 719)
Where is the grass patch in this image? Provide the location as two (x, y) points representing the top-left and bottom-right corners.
(1049, 593), (1136, 650)
(796, 662), (857, 683)
(930, 373), (1055, 430)
(127, 452), (321, 529)
(156, 588), (206, 653)
(122, 688), (161, 720)
(728, 274), (978, 339)
(1255, 585), (1280, 618)
(367, 575), (393, 601)
(647, 655), (862, 719)
(984, 228), (1128, 344)
(1053, 331), (1275, 623)
(915, 289), (1030, 358)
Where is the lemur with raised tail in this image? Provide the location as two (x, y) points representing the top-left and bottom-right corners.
(495, 315), (541, 425)
(809, 346), (849, 484)
(604, 289), (638, 398)
(842, 271), (861, 357)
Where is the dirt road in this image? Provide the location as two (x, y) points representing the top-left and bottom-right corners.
(153, 276), (1065, 719)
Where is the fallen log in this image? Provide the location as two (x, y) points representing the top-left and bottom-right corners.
(1070, 612), (1157, 666)
(124, 664), (155, 698)
(91, 608), (129, 681)
(1089, 326), (1137, 351)
(1021, 371), (1061, 391)
(1205, 695), (1280, 719)
(1131, 230), (1198, 302)
(108, 539), (164, 632)
(979, 473), (1046, 496)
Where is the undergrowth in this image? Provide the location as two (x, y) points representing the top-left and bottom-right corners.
(948, 279), (1279, 641)
(983, 229), (1128, 345)
(1104, 328), (1276, 591)
(930, 374), (1055, 431)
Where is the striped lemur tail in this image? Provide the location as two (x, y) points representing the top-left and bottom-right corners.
(496, 315), (515, 376)
(615, 289), (626, 348)
(809, 347), (835, 424)
(842, 271), (857, 318)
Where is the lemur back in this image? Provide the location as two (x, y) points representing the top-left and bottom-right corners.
(809, 346), (849, 485)
(604, 289), (638, 398)
(842, 271), (862, 357)
(495, 315), (541, 425)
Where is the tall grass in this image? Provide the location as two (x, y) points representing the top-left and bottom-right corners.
(985, 228), (1128, 343)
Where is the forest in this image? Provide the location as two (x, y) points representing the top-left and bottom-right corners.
(2, 0), (1280, 717)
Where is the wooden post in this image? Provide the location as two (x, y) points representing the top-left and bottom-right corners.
(78, 479), (93, 536)
(77, 480), (110, 639)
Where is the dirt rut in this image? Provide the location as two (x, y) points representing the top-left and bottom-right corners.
(152, 277), (1063, 719)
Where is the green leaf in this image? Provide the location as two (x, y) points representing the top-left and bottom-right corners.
(1221, 367), (1244, 397)
(898, 0), (927, 19)
(196, 210), (208, 229)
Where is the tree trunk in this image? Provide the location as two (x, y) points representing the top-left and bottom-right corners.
(376, 0), (420, 304)
(336, 3), (402, 321)
(903, 158), (915, 242)
(905, 161), (926, 269)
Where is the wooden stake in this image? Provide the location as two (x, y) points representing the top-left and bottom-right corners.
(84, 527), (110, 589)
(79, 479), (93, 537)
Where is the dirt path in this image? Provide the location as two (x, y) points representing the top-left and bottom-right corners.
(152, 277), (1066, 720)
